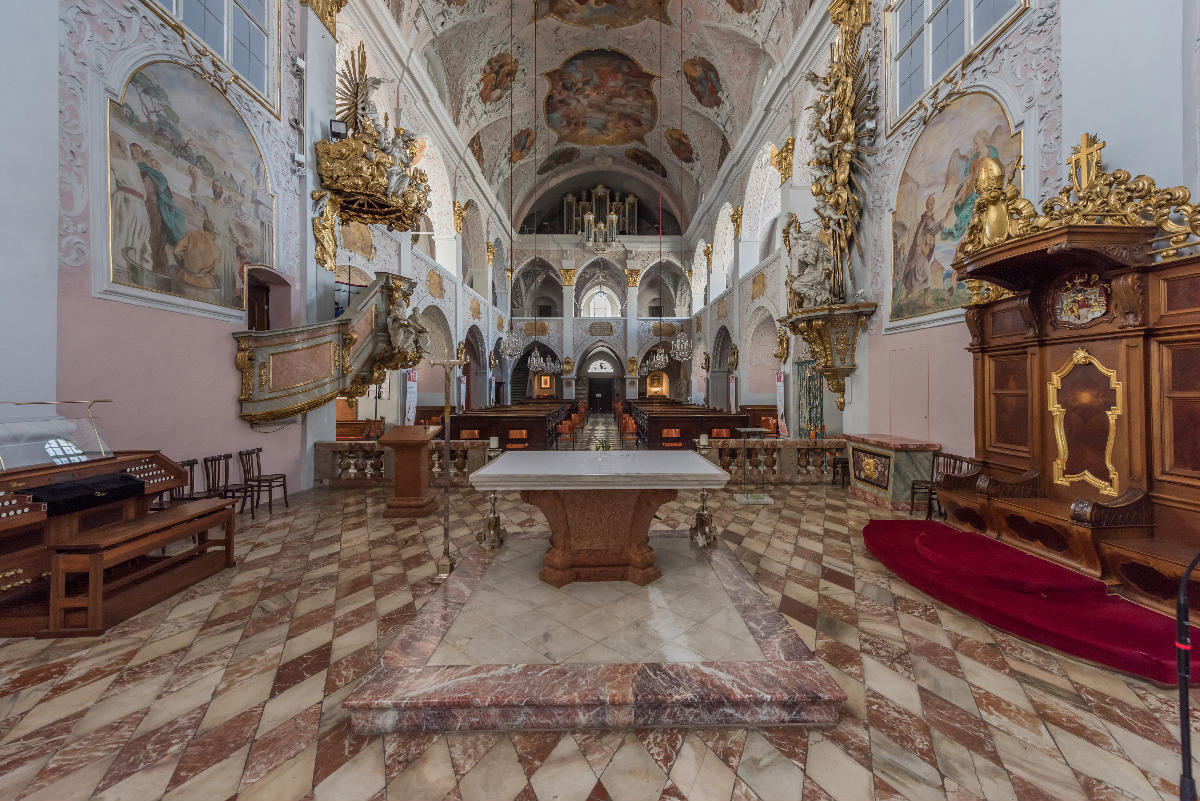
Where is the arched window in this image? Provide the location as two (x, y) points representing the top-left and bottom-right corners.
(588, 293), (613, 318)
(589, 359), (614, 374)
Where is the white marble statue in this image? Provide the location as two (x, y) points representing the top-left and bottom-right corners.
(787, 226), (835, 310)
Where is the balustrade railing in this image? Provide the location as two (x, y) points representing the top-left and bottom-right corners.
(314, 441), (391, 484)
(706, 439), (846, 484)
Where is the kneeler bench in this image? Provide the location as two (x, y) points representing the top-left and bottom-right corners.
(1098, 538), (1200, 623)
(48, 498), (236, 635)
(938, 468), (1152, 579)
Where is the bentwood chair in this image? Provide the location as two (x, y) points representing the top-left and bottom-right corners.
(556, 420), (576, 450)
(910, 451), (961, 520)
(619, 418), (640, 449)
(459, 429), (481, 440)
(203, 453), (257, 518)
(660, 428), (684, 448)
(506, 429), (529, 450)
(710, 428), (731, 439)
(761, 418), (781, 439)
(250, 447), (288, 512)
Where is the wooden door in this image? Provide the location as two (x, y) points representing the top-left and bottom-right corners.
(247, 281), (270, 331)
(591, 378), (613, 412)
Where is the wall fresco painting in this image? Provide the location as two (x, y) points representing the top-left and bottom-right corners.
(109, 62), (273, 310)
(537, 147), (581, 175)
(510, 128), (535, 163)
(664, 128), (696, 163)
(683, 56), (722, 108)
(533, 0), (669, 28)
(626, 148), (667, 177)
(480, 52), (518, 104)
(724, 0), (760, 11)
(544, 49), (657, 146)
(717, 134), (731, 170)
(467, 132), (484, 169)
(891, 93), (1020, 321)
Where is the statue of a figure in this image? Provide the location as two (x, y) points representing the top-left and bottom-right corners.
(388, 307), (423, 353)
(787, 225), (836, 311)
(382, 127), (416, 202)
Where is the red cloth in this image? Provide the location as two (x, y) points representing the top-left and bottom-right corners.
(863, 519), (1196, 684)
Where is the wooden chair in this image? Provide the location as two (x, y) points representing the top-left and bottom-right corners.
(761, 418), (781, 439)
(202, 454), (257, 519)
(909, 451), (969, 520)
(153, 458), (199, 510)
(831, 453), (850, 489)
(459, 429), (481, 440)
(249, 447), (289, 512)
(556, 420), (576, 450)
(619, 418), (640, 449)
(661, 428), (683, 448)
(711, 428), (731, 439)
(506, 429), (529, 450)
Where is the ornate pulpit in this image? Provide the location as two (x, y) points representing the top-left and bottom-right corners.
(938, 133), (1200, 619)
(379, 425), (441, 518)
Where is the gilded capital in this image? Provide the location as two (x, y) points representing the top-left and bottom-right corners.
(703, 243), (713, 269)
(625, 268), (641, 287)
(560, 268), (577, 286)
(486, 242), (496, 266)
(301, 0), (348, 39)
(730, 205), (744, 238)
(771, 137), (794, 186)
(453, 201), (468, 234)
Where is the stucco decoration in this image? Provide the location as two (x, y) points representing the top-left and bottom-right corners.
(533, 0), (669, 28)
(63, 0), (302, 321)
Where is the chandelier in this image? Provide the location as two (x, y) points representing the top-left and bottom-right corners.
(499, 324), (525, 359)
(638, 346), (669, 376)
(669, 329), (691, 362)
(527, 344), (561, 375)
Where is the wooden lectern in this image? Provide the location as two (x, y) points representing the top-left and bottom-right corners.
(379, 425), (441, 518)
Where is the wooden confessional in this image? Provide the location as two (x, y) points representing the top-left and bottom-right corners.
(937, 134), (1200, 619)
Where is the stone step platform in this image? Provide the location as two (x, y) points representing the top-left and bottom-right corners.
(344, 531), (845, 733)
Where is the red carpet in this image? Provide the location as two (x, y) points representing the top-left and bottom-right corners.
(863, 520), (1197, 684)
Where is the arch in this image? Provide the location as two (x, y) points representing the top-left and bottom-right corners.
(417, 141), (454, 243)
(490, 237), (507, 307)
(691, 244), (708, 310)
(243, 265), (295, 329)
(579, 339), (628, 368)
(638, 260), (691, 317)
(711, 203), (736, 287)
(744, 308), (778, 403)
(708, 325), (734, 410)
(416, 304), (454, 409)
(509, 341), (563, 400)
(511, 258), (563, 317)
(580, 285), (621, 318)
(461, 200), (486, 294)
(574, 258), (627, 316)
(741, 144), (783, 244)
(463, 324), (487, 410)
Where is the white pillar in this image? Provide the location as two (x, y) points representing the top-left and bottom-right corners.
(0, 2), (57, 413)
(434, 233), (460, 278)
(625, 281), (638, 364)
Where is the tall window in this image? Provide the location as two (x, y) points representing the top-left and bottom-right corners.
(157, 0), (273, 95)
(582, 288), (619, 318)
(890, 0), (1020, 117)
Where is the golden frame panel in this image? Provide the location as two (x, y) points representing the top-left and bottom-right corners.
(1047, 348), (1122, 497)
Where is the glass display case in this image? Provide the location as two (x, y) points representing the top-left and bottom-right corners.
(0, 402), (112, 472)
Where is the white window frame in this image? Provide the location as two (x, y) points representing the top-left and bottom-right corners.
(149, 0), (279, 110)
(886, 0), (1026, 129)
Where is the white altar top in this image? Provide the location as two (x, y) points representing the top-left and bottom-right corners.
(469, 451), (730, 491)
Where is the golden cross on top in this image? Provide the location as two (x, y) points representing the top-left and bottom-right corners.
(1067, 133), (1105, 195)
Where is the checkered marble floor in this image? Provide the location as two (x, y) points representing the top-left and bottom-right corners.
(575, 415), (625, 450)
(0, 483), (1195, 801)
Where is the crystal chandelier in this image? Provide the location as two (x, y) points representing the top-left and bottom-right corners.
(638, 346), (669, 376)
(499, 324), (525, 359)
(669, 329), (691, 362)
(527, 344), (561, 375)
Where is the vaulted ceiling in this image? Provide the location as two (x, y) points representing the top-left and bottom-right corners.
(385, 0), (808, 228)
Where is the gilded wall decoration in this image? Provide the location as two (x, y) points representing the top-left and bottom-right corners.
(340, 221), (374, 259)
(426, 268), (445, 299)
(560, 268), (577, 286)
(588, 321), (616, 336)
(664, 129), (696, 163)
(626, 357), (640, 374)
(851, 447), (891, 490)
(301, 0), (348, 38)
(523, 321), (551, 336)
(651, 321), (678, 337)
(479, 52), (518, 104)
(453, 200), (468, 233)
(544, 50), (657, 147)
(770, 138), (793, 186)
(626, 148), (668, 177)
(683, 56), (722, 109)
(1048, 348), (1122, 496)
(533, 0), (669, 29)
(717, 299), (728, 320)
(537, 148), (581, 175)
(109, 62), (274, 310)
(751, 272), (766, 300)
(497, 314), (505, 332)
(510, 128), (535, 164)
(470, 298), (482, 319)
(891, 93), (1020, 320)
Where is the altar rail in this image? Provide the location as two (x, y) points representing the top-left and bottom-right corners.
(316, 438), (848, 488)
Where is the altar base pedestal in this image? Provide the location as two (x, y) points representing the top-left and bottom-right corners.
(379, 425), (441, 518)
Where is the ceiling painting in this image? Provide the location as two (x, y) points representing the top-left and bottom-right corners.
(723, 0), (759, 12)
(626, 147), (667, 177)
(468, 132), (485, 169)
(479, 52), (519, 104)
(532, 0), (670, 29)
(717, 134), (731, 171)
(510, 128), (535, 163)
(664, 128), (696, 163)
(683, 56), (723, 108)
(537, 147), (581, 174)
(544, 49), (658, 147)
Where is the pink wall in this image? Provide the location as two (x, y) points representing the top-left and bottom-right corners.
(867, 322), (974, 455)
(56, 289), (304, 488)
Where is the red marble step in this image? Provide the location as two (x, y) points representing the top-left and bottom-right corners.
(345, 659), (844, 733)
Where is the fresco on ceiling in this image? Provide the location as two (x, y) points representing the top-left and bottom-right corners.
(537, 147), (580, 175)
(544, 49), (657, 147)
(683, 56), (723, 108)
(510, 128), (535, 163)
(532, 0), (669, 29)
(891, 93), (1020, 321)
(467, 132), (484, 169)
(717, 134), (730, 170)
(108, 62), (273, 310)
(625, 147), (667, 177)
(664, 128), (696, 163)
(479, 52), (518, 104)
(724, 0), (760, 12)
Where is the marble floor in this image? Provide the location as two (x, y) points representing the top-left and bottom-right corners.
(429, 538), (766, 666)
(0, 483), (1196, 801)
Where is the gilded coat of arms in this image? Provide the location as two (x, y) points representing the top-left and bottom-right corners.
(1054, 274), (1108, 326)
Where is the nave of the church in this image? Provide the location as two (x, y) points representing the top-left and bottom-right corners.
(0, 484), (1191, 801)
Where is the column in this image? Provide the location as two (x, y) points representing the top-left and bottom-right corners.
(625, 268), (639, 365)
(0, 2), (57, 412)
(561, 264), (576, 402)
(434, 233), (461, 278)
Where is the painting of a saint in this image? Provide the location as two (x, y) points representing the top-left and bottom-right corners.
(510, 128), (535, 163)
(664, 128), (696, 163)
(683, 56), (723, 109)
(544, 50), (657, 146)
(109, 62), (273, 309)
(479, 52), (518, 104)
(467, 132), (485, 169)
(625, 148), (667, 177)
(537, 147), (580, 175)
(890, 93), (1019, 321)
(533, 0), (669, 28)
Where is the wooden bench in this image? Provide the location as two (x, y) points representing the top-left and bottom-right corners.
(48, 498), (235, 635)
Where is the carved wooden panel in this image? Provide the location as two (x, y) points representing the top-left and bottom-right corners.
(988, 355), (1030, 450)
(1164, 274), (1200, 313)
(1163, 344), (1200, 477)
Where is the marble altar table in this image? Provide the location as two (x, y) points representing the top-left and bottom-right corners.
(470, 451), (728, 586)
(842, 433), (940, 511)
